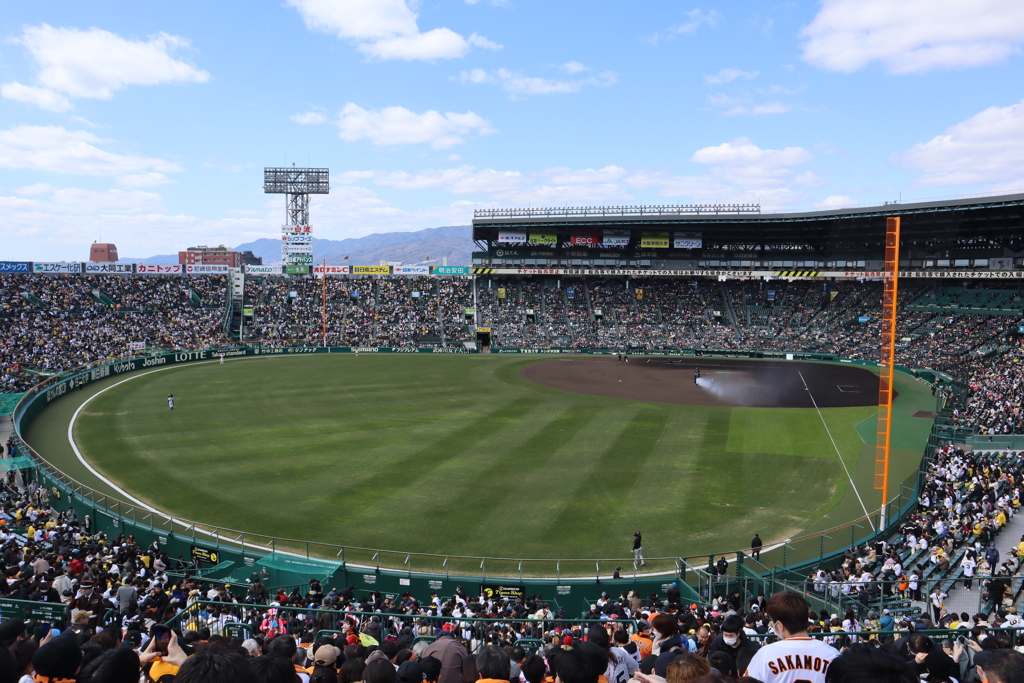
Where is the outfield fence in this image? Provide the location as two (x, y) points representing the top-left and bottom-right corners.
(7, 344), (966, 609)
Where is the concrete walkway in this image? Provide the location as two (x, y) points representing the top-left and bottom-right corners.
(935, 511), (1024, 618)
(0, 414), (12, 456)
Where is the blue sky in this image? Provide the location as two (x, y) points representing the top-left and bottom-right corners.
(2, 0), (1024, 260)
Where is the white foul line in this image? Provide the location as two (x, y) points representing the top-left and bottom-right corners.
(798, 371), (875, 531)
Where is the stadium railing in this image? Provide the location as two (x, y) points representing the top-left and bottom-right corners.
(164, 601), (635, 651)
(9, 344), (951, 602)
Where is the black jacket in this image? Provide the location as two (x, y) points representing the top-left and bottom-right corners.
(708, 634), (760, 675)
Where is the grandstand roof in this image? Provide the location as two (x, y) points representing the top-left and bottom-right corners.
(472, 192), (1024, 253)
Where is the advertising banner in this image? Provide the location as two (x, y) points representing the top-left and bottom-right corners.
(0, 262), (31, 273)
(191, 546), (220, 564)
(497, 230), (527, 244)
(185, 264), (230, 274)
(481, 584), (525, 600)
(245, 265), (282, 274)
(33, 262), (82, 274)
(282, 243), (313, 255)
(285, 265), (310, 274)
(602, 230), (630, 247)
(312, 265), (350, 275)
(352, 265), (390, 274)
(393, 265), (429, 274)
(528, 232), (557, 245)
(287, 254), (314, 264)
(85, 263), (135, 274)
(432, 266), (469, 275)
(282, 234), (313, 242)
(136, 264), (182, 274)
(127, 342), (146, 351)
(673, 233), (702, 249)
(282, 225), (311, 234)
(569, 229), (600, 246)
(640, 232), (670, 249)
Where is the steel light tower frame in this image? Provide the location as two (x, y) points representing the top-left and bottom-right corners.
(263, 167), (330, 226)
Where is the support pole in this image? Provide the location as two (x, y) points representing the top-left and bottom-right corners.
(875, 216), (900, 529)
(322, 259), (327, 347)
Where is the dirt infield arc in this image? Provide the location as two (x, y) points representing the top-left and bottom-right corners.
(520, 357), (882, 408)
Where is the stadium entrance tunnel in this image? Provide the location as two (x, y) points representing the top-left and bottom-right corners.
(520, 357), (884, 408)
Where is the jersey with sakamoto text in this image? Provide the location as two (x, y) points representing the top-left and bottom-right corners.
(743, 637), (838, 683)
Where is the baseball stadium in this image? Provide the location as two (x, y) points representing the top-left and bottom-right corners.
(4, 188), (1024, 639)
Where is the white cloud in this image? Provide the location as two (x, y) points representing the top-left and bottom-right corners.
(2, 24), (208, 110)
(335, 103), (496, 149)
(291, 111), (328, 125)
(897, 98), (1024, 186)
(1, 82), (72, 112)
(0, 185), (164, 216)
(704, 68), (758, 85)
(646, 8), (722, 45)
(801, 0), (1024, 74)
(457, 68), (618, 99)
(468, 33), (503, 51)
(673, 9), (723, 36)
(561, 61), (589, 74)
(692, 138), (812, 168)
(339, 148), (818, 210)
(286, 0), (499, 61)
(0, 125), (182, 176)
(458, 68), (494, 84)
(815, 195), (856, 209)
(359, 27), (473, 61)
(724, 102), (792, 116)
(687, 138), (815, 192)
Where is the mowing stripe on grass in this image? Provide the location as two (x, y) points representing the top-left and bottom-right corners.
(455, 405), (605, 539)
(548, 408), (669, 547)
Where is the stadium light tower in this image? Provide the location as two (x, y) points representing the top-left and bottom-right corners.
(264, 165), (330, 272)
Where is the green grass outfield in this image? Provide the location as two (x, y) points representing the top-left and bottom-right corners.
(24, 354), (935, 565)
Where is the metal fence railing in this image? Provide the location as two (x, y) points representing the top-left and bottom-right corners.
(165, 602), (635, 652)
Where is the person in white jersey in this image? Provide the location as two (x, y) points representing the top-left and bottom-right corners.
(167, 394), (174, 410)
(744, 590), (838, 683)
(220, 353), (225, 365)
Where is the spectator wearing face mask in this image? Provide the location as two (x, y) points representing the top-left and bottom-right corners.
(707, 614), (760, 675)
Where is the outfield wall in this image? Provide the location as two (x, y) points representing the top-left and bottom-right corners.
(11, 346), (935, 611)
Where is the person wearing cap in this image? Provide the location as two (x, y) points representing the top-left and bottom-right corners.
(879, 609), (895, 634)
(70, 579), (105, 631)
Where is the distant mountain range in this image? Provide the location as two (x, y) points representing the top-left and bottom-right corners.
(126, 225), (473, 266)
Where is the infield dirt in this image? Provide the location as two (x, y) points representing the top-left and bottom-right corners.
(520, 357), (881, 408)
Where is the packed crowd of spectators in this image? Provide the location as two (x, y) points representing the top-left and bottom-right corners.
(242, 277), (472, 348)
(0, 275), (225, 391)
(7, 549), (1024, 683)
(805, 445), (1024, 619)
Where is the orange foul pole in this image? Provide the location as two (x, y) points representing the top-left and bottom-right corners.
(321, 259), (327, 347)
(875, 217), (900, 528)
